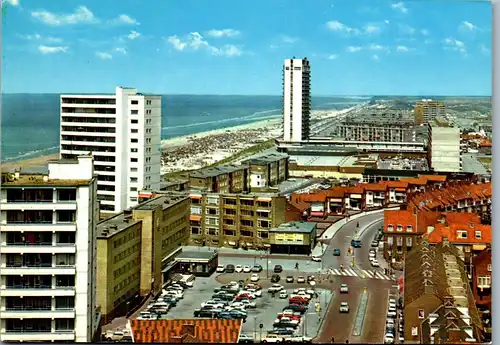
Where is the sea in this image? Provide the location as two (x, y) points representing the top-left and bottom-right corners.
(0, 94), (369, 162)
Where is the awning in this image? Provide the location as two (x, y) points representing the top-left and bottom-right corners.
(190, 215), (202, 222)
(139, 193), (152, 198)
(190, 195), (202, 200)
(257, 197), (272, 202)
(257, 209), (270, 213)
(395, 188), (406, 192)
(472, 244), (487, 251)
(228, 241), (236, 246)
(350, 194), (362, 199)
(311, 212), (324, 217)
(329, 198), (343, 203)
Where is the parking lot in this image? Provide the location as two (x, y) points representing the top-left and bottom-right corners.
(217, 255), (325, 274)
(149, 272), (333, 342)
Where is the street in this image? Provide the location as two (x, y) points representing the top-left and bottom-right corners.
(315, 213), (396, 343)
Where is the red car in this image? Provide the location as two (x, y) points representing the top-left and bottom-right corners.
(235, 293), (254, 301)
(289, 297), (309, 305)
(277, 314), (301, 321)
(245, 283), (262, 290)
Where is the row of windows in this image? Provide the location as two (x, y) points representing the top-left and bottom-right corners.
(113, 271), (140, 294)
(161, 227), (187, 250)
(113, 229), (141, 248)
(113, 243), (141, 264)
(113, 256), (141, 279)
(113, 286), (138, 308)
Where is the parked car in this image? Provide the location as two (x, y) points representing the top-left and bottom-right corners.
(243, 265), (252, 273)
(297, 276), (306, 283)
(311, 256), (322, 262)
(261, 334), (287, 342)
(226, 264), (235, 273)
(333, 248), (341, 256)
(279, 291), (288, 299)
(287, 336), (313, 343)
(216, 265), (225, 273)
(271, 274), (281, 283)
(246, 288), (262, 297)
(250, 274), (260, 282)
(387, 307), (397, 318)
(194, 308), (221, 317)
(201, 301), (225, 309)
(274, 265), (283, 273)
(228, 309), (248, 321)
(289, 296), (308, 304)
(371, 260), (380, 267)
(268, 329), (294, 336)
(285, 304), (307, 313)
(286, 276), (294, 283)
(371, 240), (379, 247)
(252, 264), (263, 272)
(384, 333), (395, 344)
(340, 284), (349, 293)
(235, 265), (243, 273)
(307, 276), (315, 282)
(268, 284), (284, 293)
(238, 334), (255, 344)
(339, 302), (349, 313)
(273, 317), (299, 326)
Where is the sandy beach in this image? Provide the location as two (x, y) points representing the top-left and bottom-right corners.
(1, 107), (355, 174)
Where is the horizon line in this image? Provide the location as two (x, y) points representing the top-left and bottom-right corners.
(0, 93), (492, 97)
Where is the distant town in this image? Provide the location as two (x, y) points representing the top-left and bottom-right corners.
(0, 57), (492, 344)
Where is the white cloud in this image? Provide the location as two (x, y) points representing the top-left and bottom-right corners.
(391, 2), (408, 13)
(281, 35), (299, 44)
(96, 52), (112, 60)
(205, 29), (240, 38)
(115, 47), (127, 54)
(368, 44), (386, 51)
(346, 46), (362, 53)
(461, 21), (477, 31)
(32, 6), (98, 26)
(327, 21), (381, 35)
(166, 32), (243, 57)
(385, 20), (390, 24)
(364, 25), (380, 34)
(4, 0), (20, 6)
(113, 14), (139, 25)
(443, 37), (467, 55)
(398, 24), (416, 35)
(38, 45), (68, 54)
(421, 29), (429, 36)
(328, 54), (338, 60)
(127, 31), (141, 40)
(396, 45), (409, 52)
(372, 54), (380, 61)
(19, 33), (62, 43)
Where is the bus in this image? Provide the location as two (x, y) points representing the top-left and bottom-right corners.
(351, 234), (362, 248)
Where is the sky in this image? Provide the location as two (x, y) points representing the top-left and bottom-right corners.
(1, 0), (492, 96)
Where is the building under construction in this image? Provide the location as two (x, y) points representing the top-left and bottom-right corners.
(336, 110), (416, 143)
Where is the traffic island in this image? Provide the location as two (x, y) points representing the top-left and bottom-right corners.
(352, 289), (369, 337)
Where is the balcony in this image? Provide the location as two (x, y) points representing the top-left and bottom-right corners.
(1, 201), (76, 211)
(0, 285), (76, 297)
(1, 264), (76, 275)
(0, 242), (76, 254)
(0, 330), (75, 342)
(1, 222), (76, 232)
(1, 307), (75, 319)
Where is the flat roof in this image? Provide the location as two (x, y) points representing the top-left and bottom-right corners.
(269, 221), (317, 234)
(135, 193), (189, 211)
(96, 214), (141, 239)
(241, 152), (288, 165)
(189, 190), (278, 198)
(461, 154), (489, 175)
(1, 173), (93, 187)
(189, 164), (249, 179)
(175, 250), (218, 262)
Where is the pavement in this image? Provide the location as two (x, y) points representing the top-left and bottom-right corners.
(164, 274), (332, 341)
(314, 212), (398, 343)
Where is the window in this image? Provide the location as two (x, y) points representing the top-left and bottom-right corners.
(131, 158), (138, 163)
(387, 236), (393, 245)
(146, 100), (151, 105)
(406, 225), (413, 232)
(396, 225), (403, 232)
(130, 177), (138, 183)
(477, 276), (491, 287)
(130, 187), (137, 192)
(456, 230), (467, 239)
(131, 129), (138, 133)
(131, 148), (138, 153)
(131, 139), (138, 143)
(475, 231), (482, 239)
(131, 110), (138, 115)
(406, 237), (412, 246)
(387, 225), (394, 232)
(487, 264), (492, 272)
(206, 228), (219, 236)
(285, 67), (290, 70)
(131, 119), (138, 124)
(418, 310), (425, 319)
(293, 66), (301, 70)
(130, 197), (137, 202)
(396, 237), (403, 246)
(131, 100), (138, 105)
(258, 230), (269, 239)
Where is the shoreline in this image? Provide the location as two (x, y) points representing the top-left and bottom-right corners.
(1, 106), (356, 173)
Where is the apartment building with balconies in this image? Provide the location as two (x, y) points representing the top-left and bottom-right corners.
(241, 152), (289, 189)
(188, 192), (287, 249)
(0, 155), (99, 343)
(428, 117), (461, 172)
(60, 86), (162, 215)
(414, 99), (446, 125)
(189, 165), (250, 194)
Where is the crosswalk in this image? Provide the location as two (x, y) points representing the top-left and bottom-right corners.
(326, 268), (394, 281)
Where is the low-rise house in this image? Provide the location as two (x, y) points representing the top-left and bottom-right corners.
(326, 187), (346, 215)
(364, 183), (387, 208)
(403, 240), (483, 344)
(344, 185), (364, 211)
(477, 139), (492, 155)
(470, 246), (492, 311)
(380, 180), (409, 204)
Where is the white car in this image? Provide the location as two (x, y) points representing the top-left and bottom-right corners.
(279, 291), (288, 299)
(238, 300), (257, 308)
(250, 274), (260, 282)
(246, 288), (262, 297)
(369, 252), (376, 260)
(311, 256), (322, 262)
(216, 265), (225, 273)
(261, 334), (284, 343)
(384, 333), (395, 344)
(387, 307), (397, 318)
(297, 276), (306, 283)
(162, 290), (183, 299)
(386, 319), (395, 328)
(201, 301), (224, 309)
(243, 265), (252, 273)
(339, 302), (349, 313)
(235, 265), (243, 273)
(274, 317), (299, 326)
(371, 260), (380, 267)
(306, 289), (315, 295)
(288, 336), (313, 343)
(340, 284), (349, 293)
(268, 284), (283, 293)
(293, 288), (306, 294)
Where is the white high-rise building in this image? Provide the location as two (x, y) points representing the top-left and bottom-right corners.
(60, 87), (162, 214)
(282, 58), (311, 142)
(0, 155), (99, 342)
(428, 117), (461, 172)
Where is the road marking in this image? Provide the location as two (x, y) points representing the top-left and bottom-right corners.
(375, 272), (387, 280)
(346, 268), (358, 277)
(362, 270), (374, 278)
(333, 269), (341, 275)
(341, 271), (348, 276)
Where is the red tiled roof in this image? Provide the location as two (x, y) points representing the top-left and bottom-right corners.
(427, 223), (492, 244)
(400, 177), (427, 185)
(479, 139), (492, 147)
(419, 175), (447, 182)
(379, 180), (409, 189)
(384, 210), (416, 232)
(288, 200), (310, 212)
(363, 183), (387, 191)
(130, 319), (243, 343)
(345, 185), (364, 194)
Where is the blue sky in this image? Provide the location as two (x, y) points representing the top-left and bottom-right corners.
(2, 0), (492, 95)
